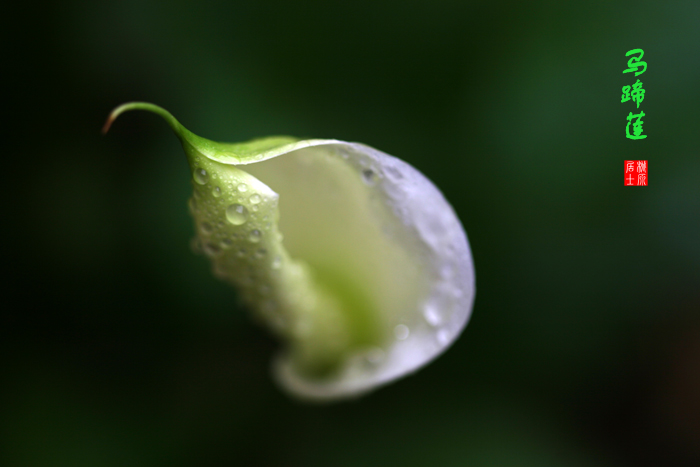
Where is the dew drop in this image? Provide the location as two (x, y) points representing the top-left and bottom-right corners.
(385, 166), (404, 181)
(271, 256), (282, 269)
(200, 222), (213, 234)
(194, 168), (209, 185)
(249, 194), (262, 204)
(220, 238), (233, 249)
(237, 183), (248, 193)
(203, 242), (220, 256)
(394, 324), (410, 341)
(365, 347), (385, 365)
(236, 248), (247, 258)
(437, 329), (450, 345)
(226, 204), (248, 225)
(423, 304), (443, 327)
(255, 248), (267, 259)
(248, 229), (262, 243)
(212, 186), (222, 197)
(362, 168), (377, 186)
(188, 198), (197, 214)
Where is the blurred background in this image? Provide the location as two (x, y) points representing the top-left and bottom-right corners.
(3, 1), (700, 466)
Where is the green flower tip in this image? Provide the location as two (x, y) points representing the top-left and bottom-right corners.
(102, 102), (181, 135)
(104, 102), (476, 401)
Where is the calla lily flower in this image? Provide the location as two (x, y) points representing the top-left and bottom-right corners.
(104, 103), (475, 401)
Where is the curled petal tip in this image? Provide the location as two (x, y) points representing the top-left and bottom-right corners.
(101, 113), (115, 135)
(101, 102), (182, 136)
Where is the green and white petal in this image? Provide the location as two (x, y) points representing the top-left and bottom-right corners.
(104, 103), (475, 401)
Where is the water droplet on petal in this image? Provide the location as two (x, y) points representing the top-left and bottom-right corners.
(203, 242), (220, 256)
(424, 304), (443, 327)
(194, 168), (209, 185)
(394, 324), (410, 340)
(271, 256), (282, 269)
(212, 186), (222, 197)
(237, 183), (248, 193)
(200, 222), (213, 234)
(365, 347), (385, 365)
(437, 329), (450, 345)
(249, 194), (261, 204)
(362, 168), (377, 185)
(226, 204), (248, 225)
(248, 229), (262, 243)
(385, 166), (404, 181)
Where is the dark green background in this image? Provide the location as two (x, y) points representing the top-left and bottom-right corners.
(4, 1), (700, 466)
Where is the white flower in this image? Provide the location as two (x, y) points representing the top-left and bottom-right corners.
(104, 103), (476, 401)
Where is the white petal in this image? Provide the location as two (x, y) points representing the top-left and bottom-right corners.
(243, 140), (475, 400)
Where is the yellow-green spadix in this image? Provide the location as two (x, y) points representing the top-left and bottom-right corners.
(104, 102), (476, 401)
